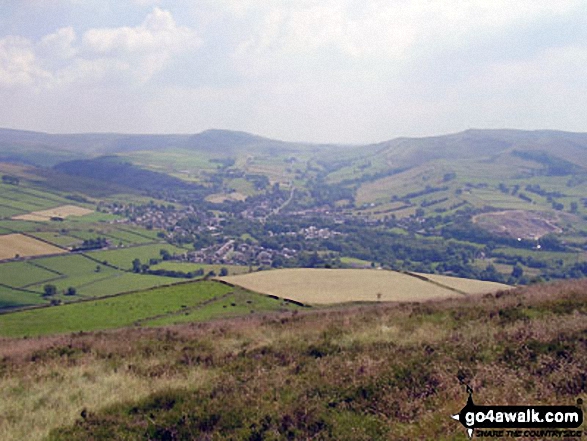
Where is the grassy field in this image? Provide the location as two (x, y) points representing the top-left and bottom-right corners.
(87, 244), (187, 270)
(0, 260), (61, 289)
(149, 261), (249, 276)
(142, 287), (299, 327)
(0, 286), (46, 309)
(27, 232), (82, 248)
(0, 253), (191, 308)
(0, 281), (232, 338)
(221, 268), (511, 304)
(0, 279), (583, 440)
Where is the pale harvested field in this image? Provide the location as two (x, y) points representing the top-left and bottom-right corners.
(13, 204), (93, 221)
(220, 268), (508, 304)
(0, 234), (66, 260)
(413, 272), (511, 294)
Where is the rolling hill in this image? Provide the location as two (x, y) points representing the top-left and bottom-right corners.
(0, 278), (584, 440)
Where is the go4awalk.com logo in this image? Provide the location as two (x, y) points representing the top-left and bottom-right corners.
(451, 386), (584, 439)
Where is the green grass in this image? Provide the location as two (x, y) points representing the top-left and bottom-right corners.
(143, 289), (298, 327)
(34, 254), (111, 276)
(150, 262), (249, 276)
(494, 247), (586, 264)
(28, 232), (82, 247)
(0, 261), (59, 289)
(0, 219), (44, 232)
(0, 196), (49, 212)
(85, 244), (186, 270)
(3, 255), (184, 300)
(67, 212), (119, 223)
(0, 285), (45, 309)
(340, 256), (372, 267)
(0, 281), (232, 337)
(65, 273), (180, 298)
(0, 205), (26, 218)
(101, 230), (156, 247)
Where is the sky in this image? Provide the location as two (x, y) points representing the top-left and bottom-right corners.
(0, 0), (586, 144)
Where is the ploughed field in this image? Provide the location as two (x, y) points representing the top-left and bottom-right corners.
(220, 268), (511, 304)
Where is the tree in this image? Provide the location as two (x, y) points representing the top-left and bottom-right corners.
(511, 264), (524, 279)
(65, 287), (77, 296)
(2, 175), (19, 185)
(570, 201), (579, 213)
(43, 284), (57, 297)
(219, 267), (229, 277)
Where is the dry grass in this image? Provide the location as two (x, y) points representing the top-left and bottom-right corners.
(0, 234), (66, 260)
(0, 360), (210, 441)
(12, 205), (93, 222)
(221, 268), (507, 304)
(0, 279), (585, 440)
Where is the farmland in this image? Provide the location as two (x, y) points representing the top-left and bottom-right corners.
(0, 234), (66, 260)
(12, 204), (94, 221)
(0, 281), (297, 338)
(220, 268), (511, 304)
(149, 261), (249, 276)
(0, 278), (584, 440)
(88, 243), (188, 270)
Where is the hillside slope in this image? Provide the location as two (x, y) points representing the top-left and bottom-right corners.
(0, 279), (584, 440)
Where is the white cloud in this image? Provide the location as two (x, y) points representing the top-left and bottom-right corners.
(83, 8), (195, 55)
(79, 8), (200, 83)
(40, 27), (77, 60)
(0, 36), (51, 87)
(0, 8), (199, 90)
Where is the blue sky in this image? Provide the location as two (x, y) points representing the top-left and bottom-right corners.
(1, 0), (586, 143)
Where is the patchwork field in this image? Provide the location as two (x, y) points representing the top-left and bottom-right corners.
(220, 268), (511, 304)
(0, 234), (66, 260)
(87, 243), (188, 270)
(149, 261), (249, 276)
(0, 281), (298, 338)
(12, 204), (93, 222)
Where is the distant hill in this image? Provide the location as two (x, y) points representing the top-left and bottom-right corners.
(1, 127), (587, 171)
(368, 129), (587, 169)
(53, 156), (195, 193)
(0, 128), (343, 164)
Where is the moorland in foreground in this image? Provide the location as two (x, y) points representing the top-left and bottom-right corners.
(0, 279), (585, 440)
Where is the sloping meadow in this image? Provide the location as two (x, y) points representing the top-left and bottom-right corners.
(0, 279), (584, 440)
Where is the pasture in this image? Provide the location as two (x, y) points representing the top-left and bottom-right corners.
(0, 234), (66, 260)
(149, 261), (249, 276)
(220, 268), (509, 304)
(86, 243), (188, 270)
(142, 287), (299, 327)
(0, 281), (232, 337)
(0, 285), (45, 309)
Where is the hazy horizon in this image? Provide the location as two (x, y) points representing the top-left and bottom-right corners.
(1, 1), (586, 144)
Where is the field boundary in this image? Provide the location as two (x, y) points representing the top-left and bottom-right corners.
(401, 271), (469, 296)
(134, 291), (234, 326)
(0, 278), (221, 316)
